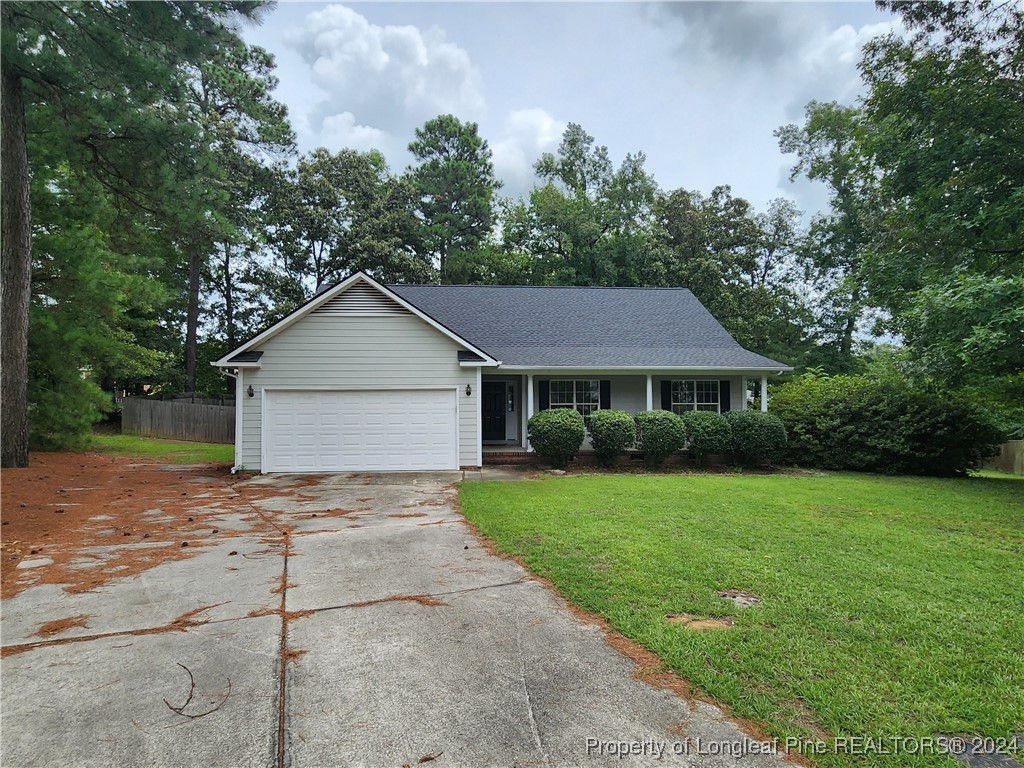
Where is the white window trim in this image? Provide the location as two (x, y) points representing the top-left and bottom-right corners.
(670, 379), (721, 414)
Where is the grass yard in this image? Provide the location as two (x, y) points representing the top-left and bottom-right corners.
(89, 434), (234, 464)
(460, 471), (1024, 767)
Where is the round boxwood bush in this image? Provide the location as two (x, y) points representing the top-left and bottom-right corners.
(528, 408), (585, 469)
(634, 410), (686, 467)
(586, 410), (636, 467)
(679, 410), (732, 465)
(724, 410), (788, 465)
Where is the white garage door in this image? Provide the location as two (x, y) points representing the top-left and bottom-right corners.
(263, 389), (458, 472)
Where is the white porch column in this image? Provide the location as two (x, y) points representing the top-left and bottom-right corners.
(760, 375), (769, 412)
(526, 374), (535, 451)
(645, 374), (653, 411)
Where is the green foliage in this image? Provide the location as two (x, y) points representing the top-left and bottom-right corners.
(272, 148), (428, 289)
(408, 114), (500, 282)
(586, 410), (636, 467)
(776, 102), (877, 361)
(517, 123), (659, 287)
(527, 408), (585, 469)
(903, 274), (1024, 383)
(633, 410), (686, 467)
(779, 1), (1023, 388)
(770, 373), (1004, 476)
(724, 411), (788, 465)
(28, 362), (112, 450)
(679, 410), (732, 465)
(4, 0), (294, 450)
(650, 187), (813, 366)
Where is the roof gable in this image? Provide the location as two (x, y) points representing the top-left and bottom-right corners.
(212, 273), (498, 368)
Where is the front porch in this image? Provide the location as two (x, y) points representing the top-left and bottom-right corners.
(480, 370), (774, 462)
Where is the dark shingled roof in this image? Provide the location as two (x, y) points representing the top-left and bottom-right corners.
(389, 285), (788, 370)
(226, 350), (264, 364)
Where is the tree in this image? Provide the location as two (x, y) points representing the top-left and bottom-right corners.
(651, 186), (813, 365)
(776, 102), (880, 362)
(407, 115), (501, 282)
(857, 0), (1023, 381)
(0, 1), (280, 463)
(273, 148), (431, 292)
(516, 123), (659, 286)
(175, 35), (293, 392)
(1, 40), (31, 466)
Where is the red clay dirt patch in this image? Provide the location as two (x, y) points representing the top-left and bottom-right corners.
(387, 512), (429, 519)
(0, 452), (300, 599)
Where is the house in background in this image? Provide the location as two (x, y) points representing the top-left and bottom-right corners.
(213, 272), (791, 473)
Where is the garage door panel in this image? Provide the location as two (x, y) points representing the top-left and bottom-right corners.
(264, 389), (458, 472)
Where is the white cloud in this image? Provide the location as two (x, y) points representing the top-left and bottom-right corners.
(787, 21), (897, 117)
(321, 112), (389, 153)
(491, 108), (567, 198)
(283, 4), (485, 158)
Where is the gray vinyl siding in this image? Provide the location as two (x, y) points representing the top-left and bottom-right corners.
(237, 313), (478, 471)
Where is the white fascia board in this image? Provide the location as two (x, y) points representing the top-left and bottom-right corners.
(459, 360), (501, 368)
(212, 272), (498, 368)
(210, 361), (262, 369)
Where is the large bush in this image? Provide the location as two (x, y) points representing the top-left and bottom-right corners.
(586, 410), (636, 467)
(634, 410), (686, 467)
(528, 408), (585, 469)
(679, 410), (732, 465)
(724, 411), (788, 465)
(769, 373), (1003, 476)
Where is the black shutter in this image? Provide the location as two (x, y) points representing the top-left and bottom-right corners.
(719, 380), (731, 412)
(539, 380), (550, 411)
(660, 380), (672, 411)
(599, 380), (611, 410)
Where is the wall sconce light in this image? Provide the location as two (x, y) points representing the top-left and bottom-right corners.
(465, 384), (472, 397)
(247, 385), (254, 398)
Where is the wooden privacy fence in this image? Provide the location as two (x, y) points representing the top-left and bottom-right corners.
(122, 397), (235, 444)
(986, 440), (1024, 475)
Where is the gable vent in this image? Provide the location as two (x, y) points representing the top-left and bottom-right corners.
(313, 282), (410, 317)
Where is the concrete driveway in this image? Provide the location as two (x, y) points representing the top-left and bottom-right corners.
(1, 468), (791, 767)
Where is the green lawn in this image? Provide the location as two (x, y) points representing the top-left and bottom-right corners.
(460, 471), (1024, 767)
(89, 434), (234, 464)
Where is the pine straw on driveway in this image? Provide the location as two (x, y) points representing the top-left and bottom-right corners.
(0, 452), (322, 598)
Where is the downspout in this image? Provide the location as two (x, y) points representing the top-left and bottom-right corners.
(219, 368), (241, 473)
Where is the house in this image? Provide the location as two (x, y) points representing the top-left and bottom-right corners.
(212, 272), (791, 473)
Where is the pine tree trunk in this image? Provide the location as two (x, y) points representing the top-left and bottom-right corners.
(184, 238), (202, 393)
(223, 242), (235, 349)
(1, 69), (31, 468)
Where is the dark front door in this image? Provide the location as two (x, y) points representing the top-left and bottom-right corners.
(482, 381), (506, 441)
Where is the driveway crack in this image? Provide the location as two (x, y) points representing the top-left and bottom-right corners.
(275, 533), (291, 768)
(518, 639), (550, 766)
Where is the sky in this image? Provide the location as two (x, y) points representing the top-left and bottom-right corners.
(242, 1), (899, 217)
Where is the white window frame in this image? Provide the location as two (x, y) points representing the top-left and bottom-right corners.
(549, 379), (601, 420)
(670, 380), (720, 414)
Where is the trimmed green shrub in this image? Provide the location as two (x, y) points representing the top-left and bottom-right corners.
(528, 408), (585, 469)
(634, 410), (686, 467)
(587, 410), (636, 467)
(724, 410), (788, 465)
(679, 410), (732, 465)
(769, 373), (1004, 476)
